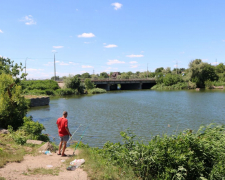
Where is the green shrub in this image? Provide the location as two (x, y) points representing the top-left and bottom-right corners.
(55, 88), (76, 95)
(84, 78), (95, 90)
(0, 74), (28, 130)
(21, 80), (59, 91)
(8, 116), (49, 144)
(205, 80), (214, 89)
(63, 75), (81, 89)
(93, 124), (225, 180)
(88, 88), (107, 94)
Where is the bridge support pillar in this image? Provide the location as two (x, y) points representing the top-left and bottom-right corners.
(106, 83), (110, 91)
(138, 83), (142, 89)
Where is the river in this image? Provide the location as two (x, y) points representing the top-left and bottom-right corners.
(27, 89), (225, 147)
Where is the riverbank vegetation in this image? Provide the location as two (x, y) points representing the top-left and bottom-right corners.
(73, 124), (225, 180)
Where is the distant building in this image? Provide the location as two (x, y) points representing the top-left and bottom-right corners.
(111, 72), (120, 79)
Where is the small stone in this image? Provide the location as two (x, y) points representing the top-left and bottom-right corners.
(26, 140), (43, 145)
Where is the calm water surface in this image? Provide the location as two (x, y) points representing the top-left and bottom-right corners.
(27, 90), (225, 147)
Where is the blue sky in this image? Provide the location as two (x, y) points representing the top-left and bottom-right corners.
(1, 0), (225, 79)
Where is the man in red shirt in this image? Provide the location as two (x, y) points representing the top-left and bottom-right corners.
(56, 111), (71, 157)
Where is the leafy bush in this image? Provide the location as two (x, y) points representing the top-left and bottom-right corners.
(63, 75), (81, 89)
(93, 124), (225, 179)
(55, 88), (77, 95)
(84, 78), (95, 90)
(88, 88), (107, 94)
(21, 80), (59, 91)
(8, 116), (49, 144)
(0, 74), (28, 130)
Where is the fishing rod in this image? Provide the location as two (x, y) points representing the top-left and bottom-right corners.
(73, 125), (89, 155)
(69, 124), (83, 142)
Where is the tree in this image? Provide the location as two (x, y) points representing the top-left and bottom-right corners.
(81, 72), (91, 79)
(163, 74), (183, 86)
(215, 63), (225, 74)
(0, 57), (27, 82)
(155, 67), (164, 74)
(0, 73), (28, 129)
(188, 59), (218, 87)
(63, 75), (81, 89)
(84, 79), (95, 90)
(100, 72), (109, 78)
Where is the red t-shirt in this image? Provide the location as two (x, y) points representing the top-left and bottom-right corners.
(56, 117), (69, 137)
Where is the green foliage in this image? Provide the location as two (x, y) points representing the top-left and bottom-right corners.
(55, 88), (77, 96)
(21, 80), (59, 91)
(100, 72), (109, 78)
(0, 74), (28, 130)
(152, 82), (189, 90)
(155, 67), (164, 74)
(81, 72), (91, 79)
(215, 63), (225, 74)
(63, 75), (81, 90)
(84, 79), (95, 90)
(93, 124), (225, 180)
(188, 59), (218, 88)
(163, 74), (183, 86)
(0, 57), (27, 81)
(87, 88), (107, 94)
(205, 80), (214, 89)
(8, 116), (49, 145)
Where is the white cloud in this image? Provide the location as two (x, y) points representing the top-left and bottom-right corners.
(0, 30), (3, 33)
(107, 59), (125, 65)
(111, 2), (122, 10)
(69, 62), (78, 65)
(222, 40), (225, 42)
(129, 61), (138, 64)
(126, 54), (144, 58)
(53, 46), (64, 49)
(82, 65), (93, 68)
(59, 62), (69, 65)
(78, 33), (95, 38)
(26, 68), (44, 72)
(104, 44), (118, 48)
(21, 15), (36, 25)
(130, 65), (138, 68)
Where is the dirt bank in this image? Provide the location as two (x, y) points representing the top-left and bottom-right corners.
(0, 148), (88, 180)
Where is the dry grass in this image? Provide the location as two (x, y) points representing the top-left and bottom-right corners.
(0, 134), (42, 168)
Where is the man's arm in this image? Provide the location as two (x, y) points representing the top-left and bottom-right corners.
(65, 127), (72, 136)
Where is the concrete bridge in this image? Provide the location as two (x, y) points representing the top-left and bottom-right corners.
(57, 78), (156, 91)
(91, 78), (156, 91)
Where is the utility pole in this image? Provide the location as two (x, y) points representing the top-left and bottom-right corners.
(147, 63), (148, 79)
(53, 52), (57, 81)
(176, 61), (178, 74)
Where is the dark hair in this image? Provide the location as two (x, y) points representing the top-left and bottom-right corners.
(63, 111), (68, 115)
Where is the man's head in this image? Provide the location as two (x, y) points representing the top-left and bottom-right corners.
(63, 111), (68, 117)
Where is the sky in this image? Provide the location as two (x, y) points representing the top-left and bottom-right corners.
(1, 0), (225, 79)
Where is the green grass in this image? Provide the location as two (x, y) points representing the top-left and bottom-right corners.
(25, 167), (60, 176)
(87, 88), (107, 94)
(67, 146), (138, 180)
(0, 134), (45, 168)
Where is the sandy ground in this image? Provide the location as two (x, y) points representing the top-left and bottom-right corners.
(0, 148), (89, 180)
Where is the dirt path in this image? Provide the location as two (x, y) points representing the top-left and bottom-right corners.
(0, 148), (89, 180)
